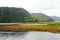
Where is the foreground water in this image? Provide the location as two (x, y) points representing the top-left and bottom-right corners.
(0, 31), (60, 40)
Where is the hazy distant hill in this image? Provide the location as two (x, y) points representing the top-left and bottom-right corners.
(31, 13), (53, 22)
(50, 16), (60, 22)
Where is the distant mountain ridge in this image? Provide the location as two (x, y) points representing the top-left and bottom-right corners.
(50, 16), (60, 22)
(31, 13), (53, 22)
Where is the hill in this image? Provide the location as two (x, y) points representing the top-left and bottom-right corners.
(31, 13), (53, 22)
(50, 16), (60, 22)
(0, 7), (34, 23)
(0, 7), (53, 22)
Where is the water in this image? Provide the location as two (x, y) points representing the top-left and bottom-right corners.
(0, 32), (28, 40)
(0, 31), (60, 40)
(24, 31), (60, 40)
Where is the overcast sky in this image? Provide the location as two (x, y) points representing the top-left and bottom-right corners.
(0, 0), (60, 17)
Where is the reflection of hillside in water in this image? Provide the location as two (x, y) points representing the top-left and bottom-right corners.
(0, 31), (60, 40)
(0, 32), (28, 40)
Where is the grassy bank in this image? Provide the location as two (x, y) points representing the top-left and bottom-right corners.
(0, 22), (60, 33)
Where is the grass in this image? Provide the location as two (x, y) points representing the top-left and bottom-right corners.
(0, 22), (60, 33)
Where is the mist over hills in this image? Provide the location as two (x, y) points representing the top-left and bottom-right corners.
(0, 7), (53, 23)
(50, 16), (60, 22)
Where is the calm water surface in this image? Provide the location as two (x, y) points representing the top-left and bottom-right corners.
(0, 31), (60, 40)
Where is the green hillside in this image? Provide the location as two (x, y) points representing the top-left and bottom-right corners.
(31, 13), (53, 22)
(0, 7), (53, 23)
(0, 7), (34, 23)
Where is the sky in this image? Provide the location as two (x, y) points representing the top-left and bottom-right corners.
(0, 0), (60, 17)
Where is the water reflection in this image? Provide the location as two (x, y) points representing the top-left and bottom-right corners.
(0, 32), (28, 40)
(0, 31), (60, 40)
(24, 31), (60, 40)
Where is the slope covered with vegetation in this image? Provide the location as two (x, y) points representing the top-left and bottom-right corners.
(0, 7), (53, 23)
(31, 13), (53, 22)
(0, 7), (35, 23)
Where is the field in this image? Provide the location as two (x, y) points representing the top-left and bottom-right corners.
(0, 22), (60, 33)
